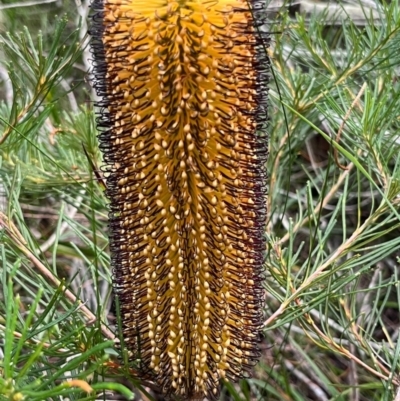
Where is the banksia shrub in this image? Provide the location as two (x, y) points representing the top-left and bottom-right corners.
(90, 0), (269, 399)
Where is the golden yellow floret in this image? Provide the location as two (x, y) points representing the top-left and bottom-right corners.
(90, 0), (269, 399)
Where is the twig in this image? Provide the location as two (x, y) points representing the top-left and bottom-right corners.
(280, 321), (393, 354)
(0, 211), (115, 340)
(0, 324), (69, 352)
(284, 360), (329, 401)
(357, 263), (383, 327)
(303, 317), (394, 383)
(349, 343), (360, 401)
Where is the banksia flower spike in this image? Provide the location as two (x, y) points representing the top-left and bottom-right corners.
(90, 0), (269, 399)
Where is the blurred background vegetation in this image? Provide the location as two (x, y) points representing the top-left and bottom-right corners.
(1, 0), (400, 400)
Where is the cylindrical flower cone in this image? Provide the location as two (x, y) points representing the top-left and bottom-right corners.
(90, 0), (269, 399)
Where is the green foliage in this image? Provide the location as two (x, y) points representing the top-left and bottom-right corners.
(263, 2), (400, 400)
(1, 0), (400, 400)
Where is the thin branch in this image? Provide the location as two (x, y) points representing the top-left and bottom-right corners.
(284, 360), (329, 401)
(0, 211), (115, 341)
(0, 324), (69, 352)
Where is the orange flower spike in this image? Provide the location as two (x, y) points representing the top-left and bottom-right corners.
(90, 0), (269, 399)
